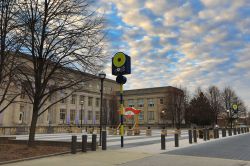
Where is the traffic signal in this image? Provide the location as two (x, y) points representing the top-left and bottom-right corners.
(112, 52), (131, 76)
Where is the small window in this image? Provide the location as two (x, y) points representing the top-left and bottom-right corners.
(60, 109), (66, 122)
(128, 99), (135, 107)
(96, 98), (100, 107)
(160, 98), (164, 104)
(138, 99), (144, 107)
(70, 109), (76, 122)
(88, 97), (93, 106)
(71, 94), (76, 104)
(96, 111), (100, 121)
(148, 99), (154, 107)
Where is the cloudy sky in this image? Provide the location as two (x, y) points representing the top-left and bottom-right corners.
(96, 0), (250, 107)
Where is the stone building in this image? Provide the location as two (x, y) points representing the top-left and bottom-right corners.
(0, 74), (119, 127)
(123, 86), (185, 127)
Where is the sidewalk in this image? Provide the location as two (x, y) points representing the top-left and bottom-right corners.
(4, 150), (152, 166)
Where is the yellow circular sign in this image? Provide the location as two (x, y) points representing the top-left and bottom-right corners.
(233, 104), (238, 110)
(113, 52), (126, 67)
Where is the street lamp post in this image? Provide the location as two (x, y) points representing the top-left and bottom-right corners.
(99, 71), (106, 146)
(80, 100), (84, 130)
(227, 109), (233, 129)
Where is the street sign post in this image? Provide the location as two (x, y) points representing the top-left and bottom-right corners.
(112, 52), (131, 148)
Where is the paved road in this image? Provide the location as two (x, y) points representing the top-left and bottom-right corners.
(165, 133), (250, 161)
(118, 133), (250, 166)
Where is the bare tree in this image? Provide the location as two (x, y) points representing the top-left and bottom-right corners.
(0, 0), (22, 113)
(222, 87), (246, 127)
(166, 87), (184, 129)
(16, 0), (105, 146)
(206, 86), (223, 126)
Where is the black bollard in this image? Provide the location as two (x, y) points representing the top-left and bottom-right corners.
(206, 129), (210, 140)
(91, 134), (97, 151)
(228, 128), (232, 136)
(237, 128), (240, 134)
(71, 135), (77, 154)
(241, 128), (244, 134)
(233, 128), (236, 135)
(217, 129), (220, 138)
(161, 134), (166, 150)
(188, 130), (192, 144)
(222, 128), (226, 137)
(82, 135), (87, 152)
(213, 129), (217, 139)
(175, 133), (179, 147)
(102, 131), (107, 150)
(203, 129), (207, 141)
(193, 129), (197, 143)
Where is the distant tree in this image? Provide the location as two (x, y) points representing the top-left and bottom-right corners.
(16, 0), (105, 146)
(187, 92), (214, 127)
(166, 87), (185, 129)
(221, 87), (246, 127)
(206, 86), (223, 126)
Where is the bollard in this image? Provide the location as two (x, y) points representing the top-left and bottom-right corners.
(222, 128), (226, 137)
(161, 134), (166, 150)
(82, 135), (87, 152)
(241, 128), (244, 134)
(206, 129), (210, 140)
(71, 135), (77, 154)
(233, 128), (237, 135)
(216, 129), (219, 139)
(244, 128), (247, 133)
(228, 128), (232, 136)
(213, 129), (217, 139)
(102, 131), (107, 150)
(188, 130), (192, 144)
(175, 133), (179, 147)
(91, 134), (97, 151)
(237, 128), (240, 134)
(203, 129), (207, 141)
(193, 129), (197, 143)
(248, 128), (249, 133)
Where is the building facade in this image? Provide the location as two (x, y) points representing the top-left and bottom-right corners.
(0, 76), (119, 127)
(123, 86), (184, 127)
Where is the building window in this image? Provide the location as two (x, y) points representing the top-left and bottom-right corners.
(60, 109), (66, 122)
(88, 97), (93, 106)
(60, 93), (67, 103)
(79, 95), (85, 104)
(71, 94), (76, 104)
(88, 111), (93, 120)
(148, 98), (154, 107)
(148, 111), (154, 120)
(96, 111), (100, 121)
(128, 99), (134, 107)
(96, 98), (100, 107)
(139, 111), (144, 120)
(137, 99), (144, 107)
(70, 109), (76, 122)
(160, 98), (164, 104)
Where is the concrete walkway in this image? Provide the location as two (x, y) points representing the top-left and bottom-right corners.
(4, 132), (250, 166)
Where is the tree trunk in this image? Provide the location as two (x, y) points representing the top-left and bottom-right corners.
(28, 107), (39, 147)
